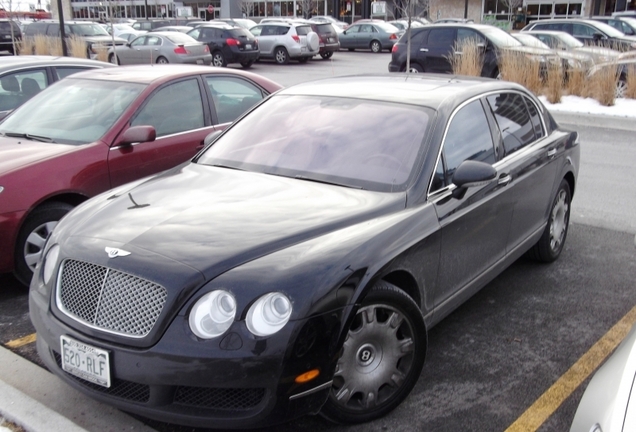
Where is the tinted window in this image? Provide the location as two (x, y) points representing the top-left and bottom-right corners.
(524, 96), (544, 140)
(457, 28), (485, 45)
(188, 28), (201, 39)
(46, 24), (59, 36)
(486, 93), (536, 156)
(296, 25), (311, 35)
(573, 24), (597, 37)
(55, 67), (92, 80)
(206, 76), (264, 124)
(443, 100), (495, 180)
(131, 79), (204, 137)
(411, 29), (429, 46)
(0, 69), (48, 111)
(428, 28), (455, 47)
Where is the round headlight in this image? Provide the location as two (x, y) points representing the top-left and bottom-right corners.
(246, 292), (292, 337)
(43, 244), (60, 284)
(189, 290), (236, 339)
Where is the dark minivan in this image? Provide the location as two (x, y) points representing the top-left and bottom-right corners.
(0, 20), (21, 55)
(187, 23), (259, 68)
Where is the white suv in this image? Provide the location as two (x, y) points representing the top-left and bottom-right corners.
(250, 22), (319, 64)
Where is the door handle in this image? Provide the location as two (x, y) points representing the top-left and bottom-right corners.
(419, 48), (428, 52)
(547, 148), (557, 159)
(498, 174), (512, 186)
(454, 51), (463, 55)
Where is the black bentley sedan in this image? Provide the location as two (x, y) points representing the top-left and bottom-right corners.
(29, 75), (580, 428)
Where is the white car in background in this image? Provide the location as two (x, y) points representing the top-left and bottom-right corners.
(249, 21), (319, 64)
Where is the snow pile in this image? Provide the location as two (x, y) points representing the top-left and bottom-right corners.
(539, 95), (636, 118)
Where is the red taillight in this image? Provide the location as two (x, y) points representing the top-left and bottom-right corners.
(203, 45), (209, 53)
(292, 35), (300, 43)
(392, 44), (398, 53)
(226, 38), (240, 46)
(174, 45), (190, 54)
(390, 33), (398, 40)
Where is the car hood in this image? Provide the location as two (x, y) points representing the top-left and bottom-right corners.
(574, 46), (621, 60)
(64, 163), (406, 280)
(503, 45), (555, 57)
(0, 137), (78, 174)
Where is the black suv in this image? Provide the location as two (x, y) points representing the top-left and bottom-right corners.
(307, 21), (339, 59)
(388, 24), (555, 77)
(0, 20), (21, 55)
(522, 18), (636, 51)
(187, 24), (259, 68)
(23, 21), (126, 58)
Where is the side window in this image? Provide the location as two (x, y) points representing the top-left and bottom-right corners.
(621, 21), (635, 35)
(147, 36), (162, 46)
(411, 29), (429, 46)
(486, 93), (536, 156)
(131, 79), (205, 137)
(573, 24), (596, 37)
(206, 76), (265, 124)
(443, 100), (495, 181)
(457, 28), (485, 46)
(188, 28), (201, 40)
(250, 26), (262, 36)
(346, 25), (360, 34)
(428, 28), (455, 48)
(524, 96), (544, 140)
(46, 24), (59, 36)
(55, 67), (91, 80)
(0, 69), (48, 111)
(131, 36), (145, 47)
(278, 26), (291, 35)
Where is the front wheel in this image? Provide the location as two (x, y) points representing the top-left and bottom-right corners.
(14, 202), (74, 286)
(108, 53), (119, 65)
(370, 40), (382, 53)
(240, 59), (254, 68)
(274, 47), (289, 65)
(212, 51), (226, 67)
(156, 56), (169, 64)
(320, 281), (426, 424)
(404, 63), (423, 73)
(529, 179), (571, 263)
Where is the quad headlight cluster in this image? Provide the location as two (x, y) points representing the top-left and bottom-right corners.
(189, 290), (292, 339)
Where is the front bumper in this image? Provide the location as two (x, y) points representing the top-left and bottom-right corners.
(30, 285), (345, 429)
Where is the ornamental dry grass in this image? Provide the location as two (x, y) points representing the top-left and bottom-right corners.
(625, 65), (636, 99)
(565, 66), (586, 97)
(94, 45), (109, 62)
(544, 63), (564, 104)
(19, 37), (34, 55)
(448, 38), (484, 77)
(68, 35), (88, 58)
(498, 50), (542, 95)
(33, 34), (50, 55)
(589, 63), (620, 106)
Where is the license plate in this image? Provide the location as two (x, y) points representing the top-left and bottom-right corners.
(60, 335), (110, 388)
(246, 44), (252, 50)
(196, 59), (203, 64)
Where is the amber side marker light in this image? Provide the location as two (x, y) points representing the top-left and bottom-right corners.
(295, 369), (320, 384)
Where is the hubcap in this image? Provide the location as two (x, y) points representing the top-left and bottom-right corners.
(213, 54), (223, 67)
(549, 189), (569, 252)
(616, 80), (627, 98)
(331, 304), (415, 411)
(276, 51), (286, 63)
(24, 221), (58, 271)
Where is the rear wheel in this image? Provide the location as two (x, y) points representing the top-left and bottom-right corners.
(348, 48), (355, 52)
(212, 51), (226, 67)
(529, 179), (571, 263)
(320, 51), (333, 60)
(108, 53), (119, 65)
(156, 56), (169, 64)
(616, 77), (627, 98)
(298, 57), (309, 63)
(14, 202), (74, 286)
(320, 281), (426, 424)
(370, 40), (382, 53)
(274, 47), (289, 65)
(404, 63), (423, 73)
(240, 59), (254, 68)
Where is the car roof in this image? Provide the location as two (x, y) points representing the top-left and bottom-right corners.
(277, 74), (529, 110)
(0, 55), (113, 71)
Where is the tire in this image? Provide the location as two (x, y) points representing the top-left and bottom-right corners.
(370, 40), (382, 53)
(491, 68), (501, 80)
(298, 57), (309, 63)
(240, 59), (254, 68)
(108, 53), (119, 65)
(156, 56), (169, 64)
(320, 281), (426, 424)
(14, 202), (74, 286)
(307, 31), (320, 52)
(529, 179), (571, 263)
(320, 51), (333, 60)
(212, 51), (226, 67)
(404, 63), (423, 73)
(348, 48), (355, 52)
(274, 47), (289, 65)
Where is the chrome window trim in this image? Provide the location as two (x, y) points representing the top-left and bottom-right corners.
(109, 125), (213, 151)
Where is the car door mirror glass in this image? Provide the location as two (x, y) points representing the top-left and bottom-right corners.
(452, 160), (497, 189)
(118, 125), (156, 146)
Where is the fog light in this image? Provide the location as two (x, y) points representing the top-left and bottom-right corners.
(295, 369), (320, 384)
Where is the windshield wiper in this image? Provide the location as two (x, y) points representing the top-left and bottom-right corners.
(2, 132), (56, 143)
(294, 175), (363, 189)
(210, 163), (246, 171)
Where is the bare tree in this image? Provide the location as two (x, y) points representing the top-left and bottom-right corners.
(298, 0), (316, 18)
(393, 0), (429, 73)
(239, 0), (254, 18)
(499, 0), (522, 20)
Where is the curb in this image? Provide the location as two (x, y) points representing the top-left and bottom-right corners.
(0, 346), (157, 432)
(550, 111), (636, 131)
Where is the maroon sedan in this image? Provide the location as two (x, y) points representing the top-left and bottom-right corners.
(0, 65), (282, 285)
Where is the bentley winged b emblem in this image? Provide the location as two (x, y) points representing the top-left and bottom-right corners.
(105, 247), (131, 259)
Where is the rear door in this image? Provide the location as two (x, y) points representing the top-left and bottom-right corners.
(108, 77), (214, 187)
(423, 27), (455, 73)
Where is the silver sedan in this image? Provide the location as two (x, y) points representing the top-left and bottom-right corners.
(108, 32), (211, 65)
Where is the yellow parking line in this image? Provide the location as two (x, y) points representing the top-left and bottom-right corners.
(505, 304), (636, 432)
(4, 333), (37, 349)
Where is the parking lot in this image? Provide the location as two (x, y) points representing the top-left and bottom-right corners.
(1, 51), (636, 431)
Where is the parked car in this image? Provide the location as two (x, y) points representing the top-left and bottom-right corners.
(215, 18), (258, 30)
(588, 57), (636, 98)
(150, 26), (193, 33)
(105, 23), (135, 37)
(0, 55), (114, 118)
(187, 23), (259, 68)
(388, 24), (559, 77)
(0, 65), (282, 285)
(338, 21), (402, 52)
(435, 18), (474, 24)
(29, 74), (578, 429)
(387, 19), (426, 31)
(23, 20), (127, 59)
(592, 15), (636, 36)
(570, 323), (636, 432)
(512, 32), (596, 72)
(307, 21), (340, 59)
(108, 32), (211, 65)
(522, 18), (636, 51)
(309, 15), (349, 30)
(117, 30), (147, 42)
(249, 22), (319, 64)
(524, 30), (623, 64)
(0, 19), (22, 55)
(131, 19), (171, 31)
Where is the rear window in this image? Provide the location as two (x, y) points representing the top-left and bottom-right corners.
(228, 28), (253, 38)
(296, 25), (311, 36)
(165, 33), (198, 44)
(0, 22), (20, 33)
(314, 23), (335, 35)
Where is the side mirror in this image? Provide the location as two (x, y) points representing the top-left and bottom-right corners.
(203, 129), (222, 147)
(592, 32), (605, 41)
(451, 160), (497, 199)
(118, 125), (156, 146)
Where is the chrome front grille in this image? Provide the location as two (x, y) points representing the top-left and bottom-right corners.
(57, 260), (167, 338)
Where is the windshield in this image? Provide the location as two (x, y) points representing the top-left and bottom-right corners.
(71, 23), (110, 36)
(593, 20), (628, 37)
(0, 78), (145, 145)
(197, 95), (431, 192)
(481, 26), (523, 47)
(514, 33), (550, 49)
